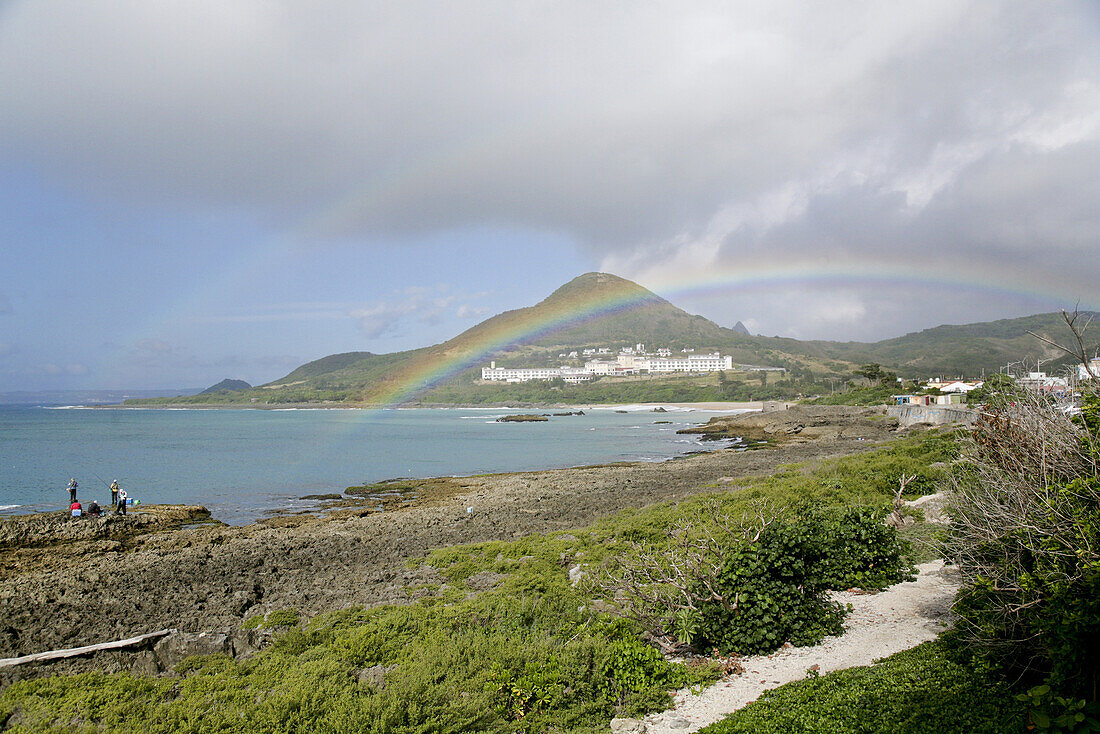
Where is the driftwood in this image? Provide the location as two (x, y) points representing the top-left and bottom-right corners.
(0, 629), (174, 669)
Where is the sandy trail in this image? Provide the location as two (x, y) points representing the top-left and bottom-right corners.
(636, 560), (959, 733)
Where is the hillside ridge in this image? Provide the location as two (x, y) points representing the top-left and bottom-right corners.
(128, 273), (1096, 405)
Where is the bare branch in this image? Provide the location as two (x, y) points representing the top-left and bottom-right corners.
(1025, 307), (1097, 379)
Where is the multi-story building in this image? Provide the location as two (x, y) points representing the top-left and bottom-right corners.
(1079, 358), (1100, 380)
(633, 353), (734, 373)
(483, 349), (737, 382)
(480, 363), (592, 383)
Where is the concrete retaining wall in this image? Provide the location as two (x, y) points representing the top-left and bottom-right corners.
(887, 404), (978, 428)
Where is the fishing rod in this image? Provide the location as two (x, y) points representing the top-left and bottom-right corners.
(86, 470), (111, 489)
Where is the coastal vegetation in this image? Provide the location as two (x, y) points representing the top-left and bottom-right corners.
(0, 432), (951, 732)
(700, 371), (1100, 732)
(596, 503), (912, 656)
(698, 641), (1016, 734)
(945, 388), (1100, 710)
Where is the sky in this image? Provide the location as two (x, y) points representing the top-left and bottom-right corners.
(1, 1), (1098, 391)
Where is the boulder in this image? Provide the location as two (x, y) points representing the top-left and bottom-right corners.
(610, 718), (647, 733)
(465, 571), (507, 591)
(0, 505), (212, 551)
(153, 631), (230, 670)
(229, 628), (274, 659)
(355, 663), (397, 689)
(905, 492), (950, 524)
(130, 650), (162, 676)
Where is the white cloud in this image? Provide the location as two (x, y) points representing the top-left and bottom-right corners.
(3, 2), (1091, 243)
(349, 303), (411, 339)
(40, 362), (88, 376)
(349, 285), (490, 338)
(455, 304), (490, 320)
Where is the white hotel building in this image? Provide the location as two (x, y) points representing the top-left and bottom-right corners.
(481, 351), (735, 383)
(635, 353), (733, 373)
(480, 363), (594, 383)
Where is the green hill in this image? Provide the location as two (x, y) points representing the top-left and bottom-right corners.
(124, 273), (1096, 406)
(768, 312), (1097, 377)
(199, 378), (252, 394)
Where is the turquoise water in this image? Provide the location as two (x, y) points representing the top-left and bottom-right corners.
(0, 405), (742, 524)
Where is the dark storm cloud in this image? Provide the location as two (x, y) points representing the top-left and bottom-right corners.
(2, 1), (1097, 339)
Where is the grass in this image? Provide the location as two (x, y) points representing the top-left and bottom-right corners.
(0, 431), (965, 733)
(697, 641), (1017, 734)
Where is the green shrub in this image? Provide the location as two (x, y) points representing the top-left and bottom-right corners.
(609, 504), (913, 656)
(241, 614), (264, 630)
(804, 506), (914, 590)
(699, 642), (1016, 734)
(695, 517), (846, 655)
(1016, 683), (1100, 733)
(262, 608), (301, 628)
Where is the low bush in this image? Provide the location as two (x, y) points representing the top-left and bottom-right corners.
(698, 641), (1016, 734)
(599, 504), (913, 656)
(695, 516), (848, 654)
(806, 506), (912, 590)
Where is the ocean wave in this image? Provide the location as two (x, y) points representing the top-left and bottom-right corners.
(591, 404), (700, 413)
(0, 504), (20, 511)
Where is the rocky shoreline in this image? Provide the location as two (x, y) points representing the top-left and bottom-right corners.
(676, 404), (899, 443)
(103, 400), (768, 411)
(0, 407), (920, 688)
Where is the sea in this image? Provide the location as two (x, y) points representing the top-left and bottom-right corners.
(0, 404), (749, 525)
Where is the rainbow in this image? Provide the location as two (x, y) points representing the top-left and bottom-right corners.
(361, 259), (1093, 407)
(366, 274), (654, 406)
(632, 256), (1095, 310)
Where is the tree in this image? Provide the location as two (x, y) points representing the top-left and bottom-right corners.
(854, 364), (885, 382)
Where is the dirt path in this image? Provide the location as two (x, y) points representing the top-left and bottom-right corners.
(635, 560), (959, 733)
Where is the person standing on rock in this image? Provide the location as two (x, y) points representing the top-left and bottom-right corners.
(117, 489), (127, 516)
(66, 478), (78, 503)
(110, 479), (120, 507)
